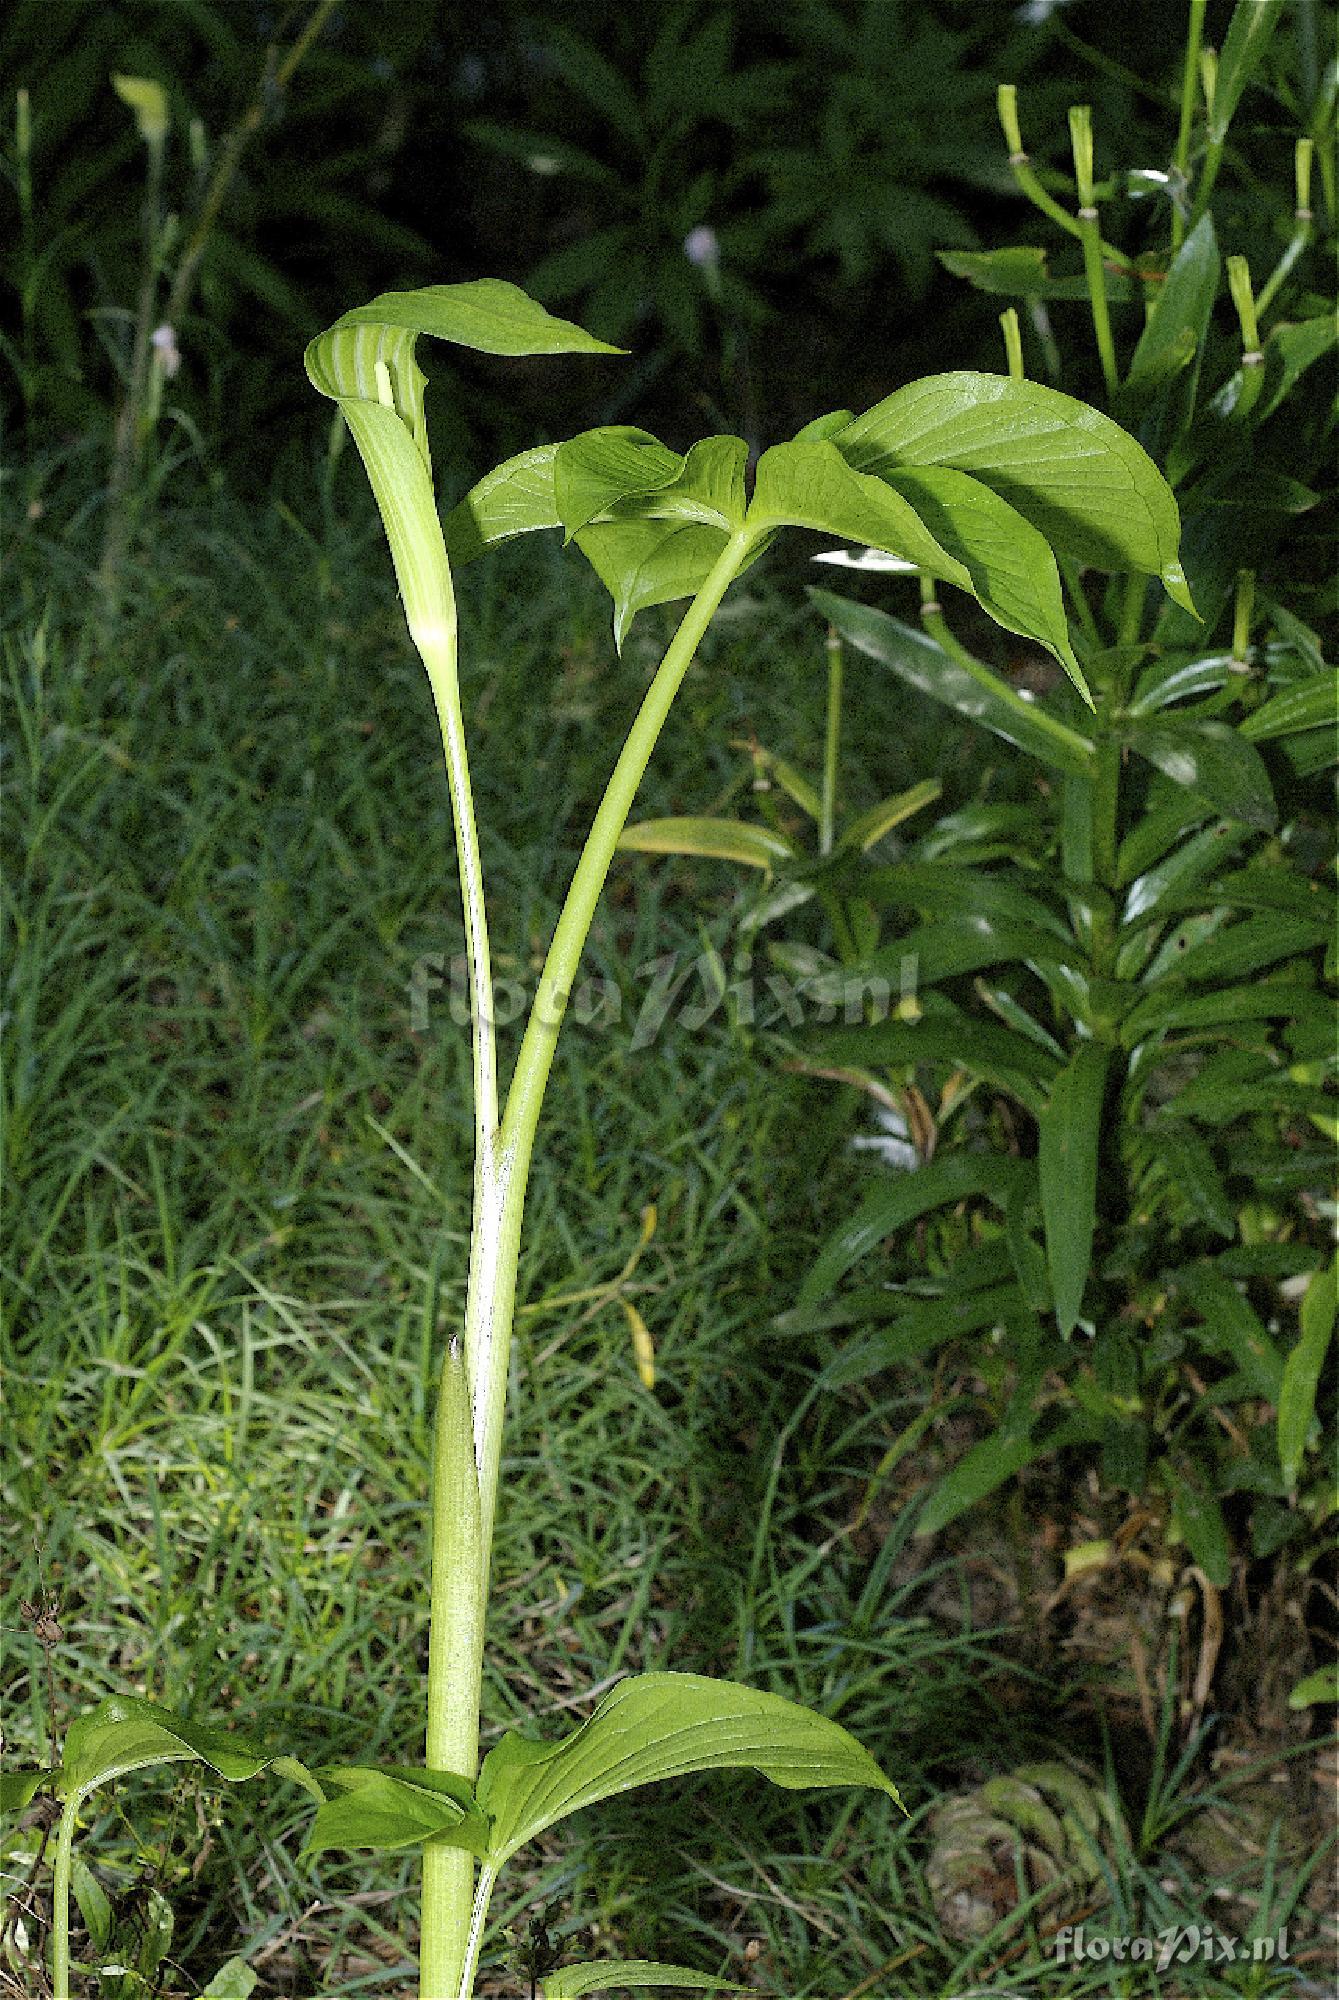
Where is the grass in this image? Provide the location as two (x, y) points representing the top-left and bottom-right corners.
(2, 458), (1330, 1998)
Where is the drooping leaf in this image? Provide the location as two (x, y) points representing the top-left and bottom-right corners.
(915, 1420), (1041, 1537)
(1039, 1043), (1108, 1337)
(69, 1854), (112, 1953)
(302, 1767), (489, 1859)
(1207, 0), (1289, 143)
(820, 1015), (1059, 1091)
(58, 1695), (319, 1813)
(838, 778), (943, 852)
(1151, 1124), (1239, 1239)
(617, 818), (794, 869)
(798, 1156), (1031, 1311)
(1176, 1267), (1285, 1402)
(1169, 911), (1329, 984)
(553, 428), (684, 538)
(831, 374), (1193, 608)
(476, 1672), (901, 1867)
(877, 465), (1085, 688)
(863, 862), (1071, 941)
(443, 444), (562, 563)
(824, 1282), (1034, 1388)
(748, 441), (973, 583)
(938, 244), (1139, 302)
(541, 1962), (732, 1998)
(809, 591), (1095, 779)
(1239, 675), (1339, 743)
(1122, 717), (1277, 829)
(575, 517), (753, 650)
(1, 1768), (50, 1812)
(1254, 315), (1337, 423)
(1278, 1265), (1336, 1490)
(1124, 216), (1220, 402)
(1122, 980), (1323, 1046)
(196, 1958), (259, 1999)
(1164, 1463), (1231, 1586)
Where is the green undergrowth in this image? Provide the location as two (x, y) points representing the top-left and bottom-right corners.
(3, 475), (1322, 1996)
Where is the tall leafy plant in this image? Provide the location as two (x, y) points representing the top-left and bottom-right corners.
(707, 0), (1337, 1589)
(4, 278), (1191, 1996)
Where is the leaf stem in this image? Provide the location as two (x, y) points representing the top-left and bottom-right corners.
(455, 1864), (498, 2000)
(916, 578), (1095, 766)
(1172, 0), (1208, 248)
(820, 624), (842, 856)
(488, 529), (755, 1525)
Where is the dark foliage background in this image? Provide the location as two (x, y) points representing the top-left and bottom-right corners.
(2, 0), (1224, 486)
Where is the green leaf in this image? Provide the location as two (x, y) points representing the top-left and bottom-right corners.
(1176, 1267), (1284, 1403)
(877, 915), (1076, 987)
(1239, 675), (1339, 743)
(1288, 1664), (1339, 1710)
(749, 441), (974, 581)
(1255, 315), (1337, 424)
(916, 1422), (1040, 1537)
(1149, 1122), (1234, 1237)
(554, 429), (684, 538)
(798, 1156), (1031, 1311)
(617, 818), (794, 869)
(1122, 718), (1277, 829)
(1278, 1264), (1336, 1491)
(863, 862), (1071, 941)
(832, 374), (1193, 609)
(877, 466), (1084, 688)
(1039, 1043), (1108, 1337)
(1164, 1463), (1231, 1586)
(542, 1962), (732, 1998)
(1121, 820), (1249, 932)
(825, 1282), (1033, 1388)
(575, 517), (751, 651)
(1208, 0), (1289, 142)
(1124, 216), (1220, 402)
(792, 408), (856, 443)
(69, 1853), (112, 1953)
(1, 1768), (49, 1812)
(196, 1960), (258, 2000)
(1170, 911), (1329, 984)
(59, 1696), (314, 1810)
(809, 592), (1095, 779)
(838, 779), (943, 852)
(476, 1672), (901, 1867)
(443, 444), (562, 563)
(936, 246), (1051, 296)
(641, 435), (749, 530)
(820, 1015), (1059, 1088)
(302, 1767), (489, 1859)
(307, 281), (622, 394)
(1123, 980), (1322, 1045)
(937, 245), (1139, 303)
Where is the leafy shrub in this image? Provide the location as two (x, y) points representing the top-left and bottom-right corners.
(622, 0), (1337, 1600)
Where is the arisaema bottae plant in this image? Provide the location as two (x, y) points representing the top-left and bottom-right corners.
(4, 277), (1193, 1999)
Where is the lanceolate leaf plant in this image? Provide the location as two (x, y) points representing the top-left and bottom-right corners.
(7, 276), (1194, 1999)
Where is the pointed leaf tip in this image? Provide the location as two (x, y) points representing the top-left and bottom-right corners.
(1161, 560), (1199, 617)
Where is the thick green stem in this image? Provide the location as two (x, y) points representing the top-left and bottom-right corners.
(50, 1797), (77, 2000)
(422, 530), (756, 1997)
(487, 529), (755, 1530)
(421, 1340), (483, 1999)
